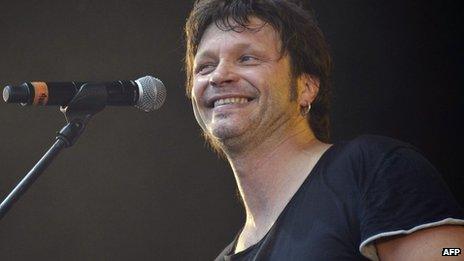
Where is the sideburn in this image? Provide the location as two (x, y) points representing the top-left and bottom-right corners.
(289, 73), (298, 101)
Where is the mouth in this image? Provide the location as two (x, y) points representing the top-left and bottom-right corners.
(207, 96), (255, 108)
(214, 97), (252, 107)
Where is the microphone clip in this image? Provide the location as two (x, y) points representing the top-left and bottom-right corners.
(57, 83), (107, 147)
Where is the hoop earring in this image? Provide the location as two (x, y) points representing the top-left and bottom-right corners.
(300, 103), (311, 117)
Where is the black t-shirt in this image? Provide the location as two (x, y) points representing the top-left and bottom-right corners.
(215, 135), (464, 261)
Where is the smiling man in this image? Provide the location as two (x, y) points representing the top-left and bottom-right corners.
(184, 0), (464, 260)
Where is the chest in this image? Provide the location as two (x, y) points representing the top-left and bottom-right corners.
(232, 182), (365, 260)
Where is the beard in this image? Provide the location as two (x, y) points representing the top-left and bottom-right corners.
(203, 114), (260, 157)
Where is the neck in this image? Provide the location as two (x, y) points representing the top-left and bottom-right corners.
(223, 119), (326, 231)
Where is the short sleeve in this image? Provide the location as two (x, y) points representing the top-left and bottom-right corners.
(358, 145), (464, 260)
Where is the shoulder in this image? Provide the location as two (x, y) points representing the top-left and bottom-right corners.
(336, 136), (464, 260)
(327, 135), (420, 178)
(307, 135), (424, 208)
(336, 134), (443, 193)
(342, 134), (415, 156)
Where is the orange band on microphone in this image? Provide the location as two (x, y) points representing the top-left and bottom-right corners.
(31, 82), (49, 105)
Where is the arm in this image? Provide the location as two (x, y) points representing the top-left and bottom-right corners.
(376, 225), (464, 261)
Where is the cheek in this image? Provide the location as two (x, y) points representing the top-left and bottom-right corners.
(192, 77), (208, 101)
(240, 69), (267, 92)
(240, 69), (285, 102)
(190, 92), (210, 132)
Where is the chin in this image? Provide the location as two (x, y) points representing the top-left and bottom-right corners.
(211, 125), (243, 140)
(208, 124), (256, 153)
(209, 119), (251, 140)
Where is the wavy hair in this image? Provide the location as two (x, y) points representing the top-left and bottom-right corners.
(185, 0), (332, 142)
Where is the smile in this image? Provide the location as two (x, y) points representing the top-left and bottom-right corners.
(213, 97), (252, 108)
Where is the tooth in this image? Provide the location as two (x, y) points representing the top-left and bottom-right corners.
(213, 97), (251, 107)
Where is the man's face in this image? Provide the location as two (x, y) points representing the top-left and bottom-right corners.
(191, 17), (301, 151)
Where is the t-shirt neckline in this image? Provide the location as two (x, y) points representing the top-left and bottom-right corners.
(225, 143), (338, 257)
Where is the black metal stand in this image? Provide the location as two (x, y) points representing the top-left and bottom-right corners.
(0, 83), (107, 219)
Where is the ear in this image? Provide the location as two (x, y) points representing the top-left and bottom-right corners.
(298, 74), (320, 107)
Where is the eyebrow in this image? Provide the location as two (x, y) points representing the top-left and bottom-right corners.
(195, 42), (268, 62)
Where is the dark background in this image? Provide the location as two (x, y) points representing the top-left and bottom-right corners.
(0, 0), (462, 260)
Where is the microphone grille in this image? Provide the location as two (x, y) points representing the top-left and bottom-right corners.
(134, 76), (166, 112)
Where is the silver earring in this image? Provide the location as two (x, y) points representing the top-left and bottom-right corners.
(300, 103), (311, 116)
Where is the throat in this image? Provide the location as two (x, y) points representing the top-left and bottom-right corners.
(230, 140), (333, 254)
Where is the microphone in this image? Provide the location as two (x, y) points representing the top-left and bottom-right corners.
(2, 76), (166, 112)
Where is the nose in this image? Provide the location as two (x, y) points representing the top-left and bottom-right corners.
(209, 61), (239, 87)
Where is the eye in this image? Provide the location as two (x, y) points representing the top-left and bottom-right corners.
(239, 55), (258, 63)
(195, 63), (216, 75)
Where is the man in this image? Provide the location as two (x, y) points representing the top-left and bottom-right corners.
(184, 0), (464, 260)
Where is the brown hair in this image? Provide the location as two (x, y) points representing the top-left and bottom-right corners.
(185, 0), (332, 142)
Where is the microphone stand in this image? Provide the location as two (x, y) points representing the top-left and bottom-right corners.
(0, 83), (107, 219)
